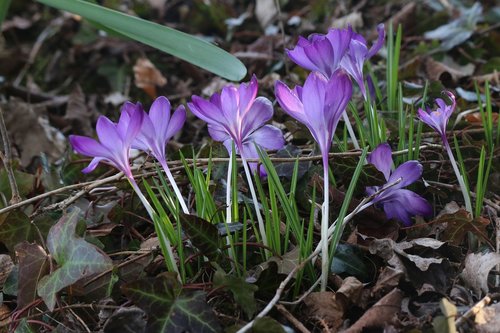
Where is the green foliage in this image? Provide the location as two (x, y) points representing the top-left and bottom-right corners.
(180, 213), (221, 260)
(0, 0), (10, 28)
(36, 0), (246, 81)
(37, 209), (113, 310)
(331, 244), (374, 282)
(0, 211), (52, 252)
(213, 266), (258, 318)
(122, 273), (221, 333)
(15, 242), (49, 309)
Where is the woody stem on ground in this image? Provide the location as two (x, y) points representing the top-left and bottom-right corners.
(240, 154), (270, 259)
(0, 106), (21, 204)
(444, 141), (472, 212)
(128, 177), (179, 277)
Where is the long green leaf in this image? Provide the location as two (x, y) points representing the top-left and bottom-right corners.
(36, 0), (246, 81)
(0, 0), (10, 28)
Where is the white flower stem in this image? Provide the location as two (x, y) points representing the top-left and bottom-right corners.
(240, 155), (269, 258)
(444, 141), (472, 212)
(320, 156), (329, 291)
(159, 160), (190, 215)
(128, 177), (179, 277)
(224, 150), (235, 262)
(342, 112), (360, 150)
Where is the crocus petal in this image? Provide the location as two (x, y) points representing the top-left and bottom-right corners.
(220, 86), (240, 132)
(163, 105), (186, 142)
(246, 124), (285, 151)
(303, 38), (335, 77)
(367, 143), (392, 180)
(238, 75), (258, 116)
(82, 157), (105, 174)
(286, 36), (321, 72)
(324, 27), (353, 70)
(96, 116), (122, 150)
(366, 23), (385, 59)
(149, 96), (172, 139)
(69, 135), (109, 158)
(241, 97), (273, 138)
(417, 107), (443, 137)
(239, 142), (264, 176)
(388, 160), (423, 188)
(301, 73), (328, 150)
(381, 189), (432, 226)
(208, 123), (231, 142)
(189, 96), (224, 124)
(275, 81), (307, 125)
(340, 40), (368, 97)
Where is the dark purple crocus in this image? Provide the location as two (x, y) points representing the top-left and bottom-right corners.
(340, 24), (385, 99)
(367, 143), (432, 226)
(188, 75), (285, 174)
(287, 27), (353, 78)
(69, 103), (144, 179)
(417, 91), (455, 143)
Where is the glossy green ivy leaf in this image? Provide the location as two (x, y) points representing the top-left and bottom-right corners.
(122, 273), (221, 333)
(180, 213), (221, 259)
(36, 0), (246, 81)
(37, 209), (113, 310)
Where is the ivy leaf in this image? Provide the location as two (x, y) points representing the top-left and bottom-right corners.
(335, 157), (385, 192)
(435, 208), (490, 246)
(331, 244), (374, 282)
(15, 242), (49, 309)
(37, 209), (113, 310)
(180, 213), (221, 259)
(213, 266), (258, 318)
(122, 273), (221, 333)
(0, 211), (52, 253)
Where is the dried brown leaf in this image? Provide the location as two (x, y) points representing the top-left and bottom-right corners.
(461, 252), (500, 296)
(303, 292), (345, 331)
(133, 57), (167, 99)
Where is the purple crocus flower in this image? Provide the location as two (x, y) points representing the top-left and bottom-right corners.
(417, 91), (455, 142)
(367, 143), (432, 226)
(69, 103), (144, 179)
(275, 71), (352, 161)
(188, 75), (285, 174)
(123, 97), (186, 168)
(340, 24), (385, 99)
(287, 27), (353, 79)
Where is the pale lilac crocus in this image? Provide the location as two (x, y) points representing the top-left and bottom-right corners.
(188, 75), (285, 255)
(366, 143), (432, 226)
(275, 71), (352, 290)
(340, 24), (385, 99)
(188, 75), (285, 175)
(122, 97), (189, 214)
(69, 102), (179, 275)
(418, 92), (472, 212)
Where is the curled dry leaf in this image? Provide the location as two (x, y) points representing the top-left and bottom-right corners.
(344, 288), (404, 333)
(133, 57), (167, 99)
(303, 292), (345, 331)
(475, 303), (500, 333)
(461, 252), (500, 297)
(0, 254), (14, 288)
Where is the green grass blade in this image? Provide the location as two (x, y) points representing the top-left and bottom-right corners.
(36, 0), (246, 81)
(0, 0), (11, 28)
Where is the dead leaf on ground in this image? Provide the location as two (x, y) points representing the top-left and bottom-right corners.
(371, 266), (404, 298)
(64, 85), (94, 136)
(303, 292), (345, 331)
(433, 208), (490, 246)
(345, 288), (404, 333)
(0, 254), (14, 288)
(475, 302), (500, 333)
(461, 252), (500, 297)
(133, 57), (167, 99)
(255, 0), (278, 28)
(425, 56), (475, 83)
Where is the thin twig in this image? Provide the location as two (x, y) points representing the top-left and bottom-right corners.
(276, 304), (311, 333)
(0, 106), (21, 204)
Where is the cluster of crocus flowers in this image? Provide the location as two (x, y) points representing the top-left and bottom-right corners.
(276, 71), (352, 290)
(188, 75), (285, 254)
(366, 143), (432, 225)
(70, 98), (187, 274)
(417, 91), (472, 212)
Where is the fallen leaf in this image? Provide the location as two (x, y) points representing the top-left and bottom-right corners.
(103, 306), (147, 333)
(37, 209), (113, 310)
(255, 0), (278, 28)
(425, 56), (475, 82)
(0, 254), (14, 288)
(303, 292), (345, 331)
(433, 208), (490, 246)
(371, 267), (404, 298)
(476, 303), (500, 333)
(133, 57), (167, 99)
(461, 252), (500, 296)
(64, 85), (94, 136)
(345, 288), (403, 333)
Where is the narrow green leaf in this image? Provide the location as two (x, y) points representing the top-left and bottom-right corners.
(0, 0), (10, 28)
(36, 0), (246, 81)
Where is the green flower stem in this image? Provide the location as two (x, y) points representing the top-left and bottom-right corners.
(240, 155), (269, 258)
(128, 177), (179, 276)
(444, 141), (472, 212)
(159, 160), (190, 215)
